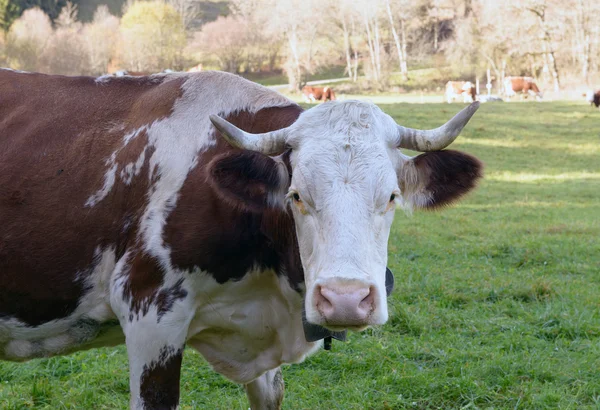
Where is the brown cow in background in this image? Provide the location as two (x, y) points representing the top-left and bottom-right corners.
(302, 85), (336, 103)
(445, 81), (477, 103)
(586, 90), (600, 108)
(504, 76), (543, 101)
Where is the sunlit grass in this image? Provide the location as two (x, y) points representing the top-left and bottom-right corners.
(1, 102), (599, 409)
(486, 171), (600, 183)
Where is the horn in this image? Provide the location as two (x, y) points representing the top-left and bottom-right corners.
(209, 115), (288, 155)
(396, 102), (480, 151)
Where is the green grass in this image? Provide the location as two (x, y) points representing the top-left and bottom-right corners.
(1, 102), (599, 409)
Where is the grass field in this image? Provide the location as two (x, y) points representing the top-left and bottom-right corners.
(1, 101), (599, 409)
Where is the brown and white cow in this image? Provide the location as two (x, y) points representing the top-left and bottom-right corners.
(503, 76), (543, 101)
(0, 68), (482, 409)
(301, 85), (336, 103)
(445, 81), (477, 104)
(585, 89), (600, 108)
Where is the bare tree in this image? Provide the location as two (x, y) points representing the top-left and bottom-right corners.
(83, 6), (120, 75)
(267, 0), (328, 89)
(167, 0), (200, 31)
(230, 0), (284, 72)
(570, 0), (600, 83)
(385, 0), (408, 80)
(44, 3), (90, 75)
(520, 0), (562, 91)
(118, 1), (186, 72)
(5, 8), (52, 72)
(194, 16), (247, 73)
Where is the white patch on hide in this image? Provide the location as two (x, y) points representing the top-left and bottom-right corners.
(186, 268), (320, 384)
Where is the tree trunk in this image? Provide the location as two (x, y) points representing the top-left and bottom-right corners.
(400, 19), (408, 78)
(576, 0), (591, 83)
(363, 10), (378, 82)
(342, 15), (353, 80)
(373, 15), (382, 81)
(433, 19), (438, 50)
(287, 27), (302, 90)
(351, 15), (359, 82)
(385, 0), (407, 81)
(528, 7), (560, 91)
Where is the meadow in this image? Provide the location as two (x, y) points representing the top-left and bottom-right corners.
(0, 101), (598, 409)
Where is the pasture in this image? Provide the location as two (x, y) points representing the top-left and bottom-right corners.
(0, 101), (598, 409)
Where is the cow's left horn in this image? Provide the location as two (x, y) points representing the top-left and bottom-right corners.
(210, 115), (288, 155)
(395, 102), (480, 151)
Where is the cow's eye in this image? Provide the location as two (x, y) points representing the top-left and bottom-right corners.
(292, 193), (301, 202)
(390, 193), (396, 202)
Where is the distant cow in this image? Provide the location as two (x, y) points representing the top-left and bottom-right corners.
(585, 90), (600, 108)
(302, 85), (336, 103)
(445, 81), (476, 103)
(113, 70), (149, 77)
(113, 70), (173, 77)
(187, 63), (203, 73)
(504, 76), (542, 101)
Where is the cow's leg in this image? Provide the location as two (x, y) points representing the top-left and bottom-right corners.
(127, 337), (185, 410)
(111, 257), (194, 410)
(245, 367), (285, 410)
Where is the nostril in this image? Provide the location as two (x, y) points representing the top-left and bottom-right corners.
(316, 285), (333, 310)
(359, 286), (375, 311)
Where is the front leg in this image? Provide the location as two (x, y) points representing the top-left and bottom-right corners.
(245, 367), (285, 410)
(128, 340), (184, 410)
(112, 253), (194, 410)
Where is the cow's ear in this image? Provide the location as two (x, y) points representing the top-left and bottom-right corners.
(207, 151), (289, 213)
(398, 150), (483, 210)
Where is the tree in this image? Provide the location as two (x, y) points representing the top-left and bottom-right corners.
(5, 7), (52, 71)
(43, 2), (91, 75)
(83, 5), (119, 75)
(118, 1), (186, 72)
(520, 0), (562, 91)
(194, 16), (247, 73)
(166, 0), (199, 31)
(0, 0), (20, 31)
(266, 0), (331, 89)
(230, 0), (284, 72)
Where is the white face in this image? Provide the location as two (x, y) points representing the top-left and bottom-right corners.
(285, 102), (401, 330)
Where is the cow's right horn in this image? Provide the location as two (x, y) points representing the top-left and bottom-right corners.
(210, 115), (288, 155)
(395, 102), (480, 151)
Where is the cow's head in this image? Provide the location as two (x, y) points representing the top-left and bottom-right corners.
(208, 101), (482, 331)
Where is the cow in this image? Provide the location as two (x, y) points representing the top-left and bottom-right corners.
(585, 89), (600, 108)
(301, 85), (336, 103)
(0, 69), (482, 409)
(503, 76), (543, 101)
(187, 63), (203, 73)
(113, 70), (173, 77)
(445, 81), (477, 104)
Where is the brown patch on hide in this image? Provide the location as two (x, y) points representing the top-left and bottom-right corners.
(139, 345), (183, 410)
(0, 70), (182, 326)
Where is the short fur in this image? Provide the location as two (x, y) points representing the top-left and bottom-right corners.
(412, 150), (483, 209)
(207, 151), (288, 213)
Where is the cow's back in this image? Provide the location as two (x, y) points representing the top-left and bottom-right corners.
(0, 71), (184, 328)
